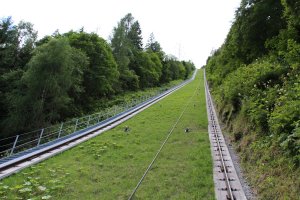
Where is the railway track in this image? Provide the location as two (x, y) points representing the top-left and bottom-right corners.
(204, 70), (247, 200)
(0, 71), (196, 180)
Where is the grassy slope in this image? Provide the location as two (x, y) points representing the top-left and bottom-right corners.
(90, 79), (183, 114)
(0, 70), (214, 200)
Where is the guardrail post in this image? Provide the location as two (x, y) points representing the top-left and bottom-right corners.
(86, 115), (91, 128)
(74, 119), (79, 132)
(37, 128), (44, 146)
(10, 135), (19, 155)
(58, 123), (63, 138)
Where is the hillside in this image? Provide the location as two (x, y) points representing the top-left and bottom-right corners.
(205, 0), (300, 199)
(0, 71), (216, 199)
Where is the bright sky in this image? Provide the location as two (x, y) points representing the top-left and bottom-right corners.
(1, 0), (241, 68)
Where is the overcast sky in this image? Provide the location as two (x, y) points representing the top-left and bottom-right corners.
(1, 0), (241, 68)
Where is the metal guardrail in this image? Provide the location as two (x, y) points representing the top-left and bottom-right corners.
(0, 95), (156, 160)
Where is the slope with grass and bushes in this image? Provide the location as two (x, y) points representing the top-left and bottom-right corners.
(0, 70), (215, 199)
(205, 0), (300, 199)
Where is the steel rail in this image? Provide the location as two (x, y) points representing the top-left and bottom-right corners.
(204, 69), (247, 200)
(207, 94), (235, 200)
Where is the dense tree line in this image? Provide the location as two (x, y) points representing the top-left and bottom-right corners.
(0, 14), (195, 138)
(206, 1), (299, 197)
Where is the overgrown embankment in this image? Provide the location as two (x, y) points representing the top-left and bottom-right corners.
(205, 1), (300, 199)
(0, 70), (215, 199)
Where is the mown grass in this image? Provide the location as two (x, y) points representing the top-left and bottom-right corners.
(0, 70), (214, 199)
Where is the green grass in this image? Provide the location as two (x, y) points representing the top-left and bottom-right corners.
(86, 79), (184, 114)
(0, 70), (214, 199)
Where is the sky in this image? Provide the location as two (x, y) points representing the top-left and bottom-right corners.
(1, 0), (241, 68)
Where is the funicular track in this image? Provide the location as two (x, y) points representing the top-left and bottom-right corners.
(204, 70), (247, 200)
(0, 71), (196, 180)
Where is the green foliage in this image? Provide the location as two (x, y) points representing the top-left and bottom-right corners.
(0, 17), (38, 134)
(145, 33), (165, 61)
(110, 13), (194, 91)
(110, 13), (140, 91)
(119, 70), (139, 91)
(0, 15), (194, 142)
(206, 0), (300, 162)
(5, 38), (87, 132)
(165, 57), (186, 81)
(207, 0), (287, 87)
(234, 0), (286, 63)
(182, 60), (196, 79)
(0, 17), (37, 72)
(159, 57), (193, 84)
(129, 51), (162, 88)
(205, 2), (300, 197)
(16, 21), (38, 68)
(66, 31), (119, 100)
(66, 48), (89, 116)
(127, 20), (143, 51)
(160, 61), (172, 83)
(0, 69), (24, 136)
(0, 17), (18, 72)
(268, 72), (300, 157)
